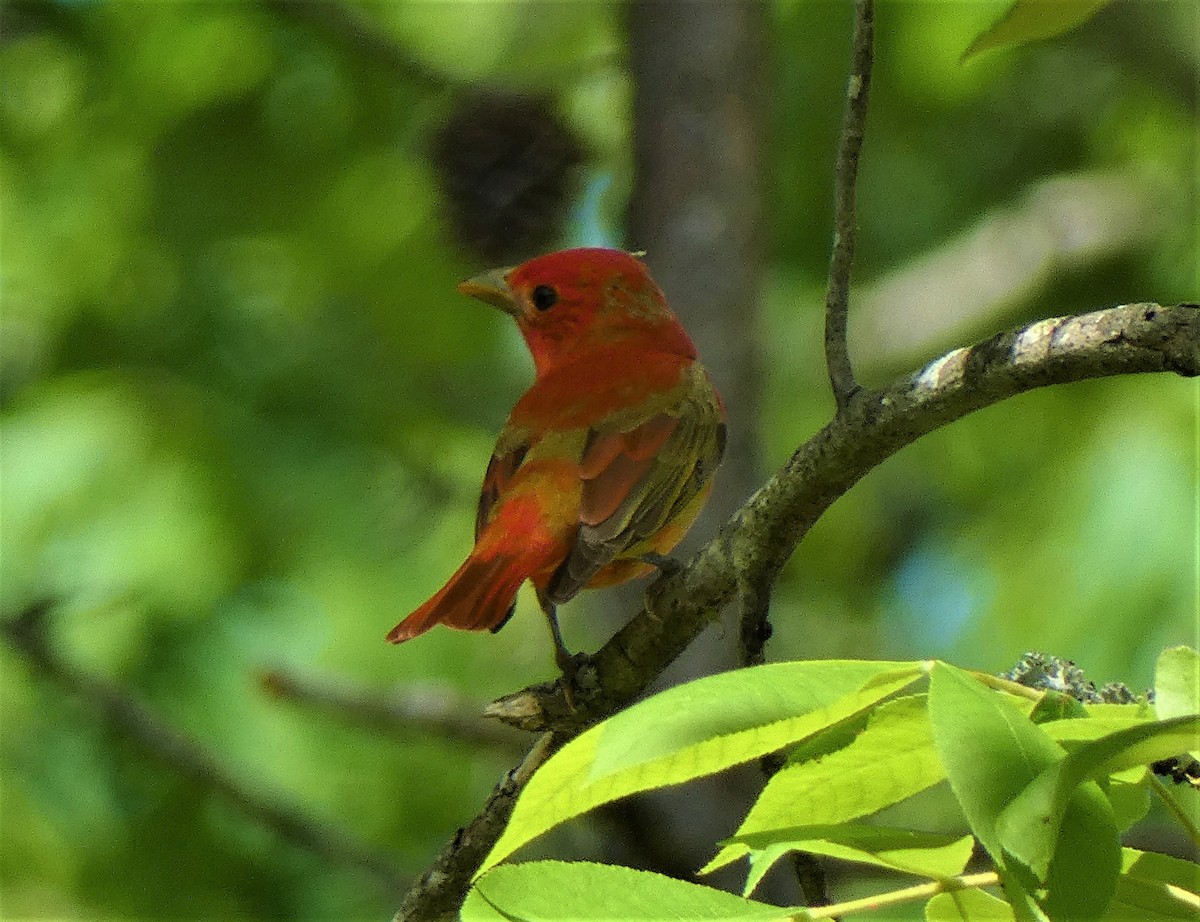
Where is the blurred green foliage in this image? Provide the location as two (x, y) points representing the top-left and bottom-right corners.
(0, 1), (1195, 919)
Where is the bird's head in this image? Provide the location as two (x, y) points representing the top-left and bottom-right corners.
(458, 248), (696, 377)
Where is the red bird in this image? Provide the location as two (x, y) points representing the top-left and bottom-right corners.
(388, 248), (725, 667)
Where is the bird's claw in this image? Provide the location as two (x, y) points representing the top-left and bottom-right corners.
(640, 553), (683, 621)
(556, 650), (595, 710)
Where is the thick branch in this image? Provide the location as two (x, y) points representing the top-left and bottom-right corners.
(824, 0), (874, 409)
(1, 604), (405, 891)
(398, 301), (1197, 919)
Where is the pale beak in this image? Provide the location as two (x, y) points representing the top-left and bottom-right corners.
(457, 267), (518, 315)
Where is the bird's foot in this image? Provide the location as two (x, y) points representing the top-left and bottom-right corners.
(555, 649), (595, 711)
(640, 553), (683, 621)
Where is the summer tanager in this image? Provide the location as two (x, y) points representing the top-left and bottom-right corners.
(387, 248), (725, 666)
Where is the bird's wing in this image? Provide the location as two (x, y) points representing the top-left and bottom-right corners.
(475, 433), (529, 540)
(481, 348), (697, 539)
(546, 367), (725, 603)
(468, 426), (533, 635)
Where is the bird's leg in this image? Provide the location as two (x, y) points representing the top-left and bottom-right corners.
(535, 588), (585, 679)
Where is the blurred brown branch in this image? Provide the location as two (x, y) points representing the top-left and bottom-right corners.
(260, 668), (524, 752)
(1, 602), (406, 893)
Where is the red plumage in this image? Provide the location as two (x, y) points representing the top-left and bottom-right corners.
(388, 249), (725, 661)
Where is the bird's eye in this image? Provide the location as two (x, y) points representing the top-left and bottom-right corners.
(531, 284), (558, 311)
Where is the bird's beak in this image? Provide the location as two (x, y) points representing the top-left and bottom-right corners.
(457, 267), (518, 316)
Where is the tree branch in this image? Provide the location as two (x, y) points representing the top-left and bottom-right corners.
(824, 0), (874, 410)
(397, 301), (1198, 918)
(1, 603), (405, 892)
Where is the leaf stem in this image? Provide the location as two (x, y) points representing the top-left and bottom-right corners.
(968, 670), (1046, 703)
(794, 871), (1000, 919)
(1150, 774), (1200, 848)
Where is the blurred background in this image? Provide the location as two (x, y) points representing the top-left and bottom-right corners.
(0, 1), (1195, 919)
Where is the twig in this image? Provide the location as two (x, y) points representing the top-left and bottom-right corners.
(397, 302), (1199, 917)
(746, 2), (873, 902)
(969, 670), (1048, 703)
(261, 668), (524, 752)
(824, 0), (875, 410)
(1, 603), (405, 892)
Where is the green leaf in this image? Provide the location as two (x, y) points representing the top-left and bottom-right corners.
(1086, 701), (1153, 720)
(928, 663), (1120, 919)
(480, 661), (926, 873)
(1105, 772), (1151, 832)
(1045, 712), (1159, 834)
(1120, 848), (1200, 890)
(1038, 782), (1119, 920)
(1042, 714), (1153, 744)
(463, 861), (797, 922)
(782, 713), (867, 767)
(1002, 883), (1052, 922)
(1105, 848), (1200, 920)
(928, 662), (1064, 861)
(994, 714), (1200, 918)
(962, 0), (1112, 61)
(588, 660), (922, 781)
(731, 825), (973, 896)
(1155, 647), (1200, 755)
(1153, 779), (1200, 848)
(926, 887), (1016, 922)
(997, 715), (1200, 878)
(704, 694), (944, 875)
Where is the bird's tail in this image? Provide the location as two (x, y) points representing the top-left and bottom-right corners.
(386, 551), (530, 644)
(388, 466), (575, 644)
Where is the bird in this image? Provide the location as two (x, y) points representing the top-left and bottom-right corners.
(387, 247), (725, 670)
